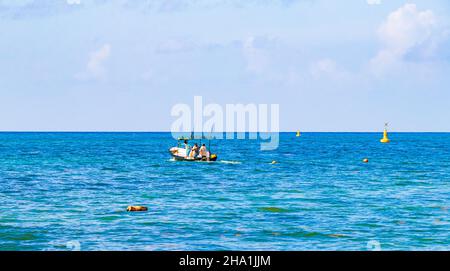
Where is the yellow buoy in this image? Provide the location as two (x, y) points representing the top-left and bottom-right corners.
(380, 123), (390, 143)
(296, 130), (301, 137)
(271, 160), (277, 164)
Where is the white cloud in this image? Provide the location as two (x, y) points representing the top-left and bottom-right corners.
(310, 58), (349, 80)
(76, 44), (111, 80)
(0, 0), (300, 19)
(155, 39), (196, 54)
(370, 4), (447, 74)
(66, 0), (81, 5)
(122, 0), (301, 12)
(242, 36), (276, 74)
(0, 0), (34, 8)
(0, 0), (82, 18)
(367, 0), (381, 5)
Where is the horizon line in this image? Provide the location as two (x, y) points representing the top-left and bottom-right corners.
(1, 131), (450, 133)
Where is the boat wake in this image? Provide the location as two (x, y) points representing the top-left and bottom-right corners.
(219, 160), (242, 165)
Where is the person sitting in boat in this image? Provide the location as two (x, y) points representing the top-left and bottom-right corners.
(189, 143), (199, 158)
(199, 144), (207, 158)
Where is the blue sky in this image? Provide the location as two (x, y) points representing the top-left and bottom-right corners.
(1, 0), (450, 132)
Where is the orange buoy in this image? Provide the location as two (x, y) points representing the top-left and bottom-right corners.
(127, 206), (148, 212)
(363, 158), (369, 163)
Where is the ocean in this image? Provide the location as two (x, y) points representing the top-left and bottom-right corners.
(0, 132), (449, 250)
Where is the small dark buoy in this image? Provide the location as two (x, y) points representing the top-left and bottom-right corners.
(127, 206), (148, 212)
(363, 158), (369, 163)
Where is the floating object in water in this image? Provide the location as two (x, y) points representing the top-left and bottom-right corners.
(296, 130), (301, 137)
(328, 234), (346, 238)
(127, 206), (148, 212)
(363, 158), (369, 163)
(271, 160), (277, 164)
(259, 207), (289, 213)
(380, 123), (390, 143)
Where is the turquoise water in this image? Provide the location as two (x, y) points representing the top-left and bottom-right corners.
(0, 132), (449, 251)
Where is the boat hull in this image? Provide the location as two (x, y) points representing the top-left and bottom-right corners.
(169, 150), (217, 162)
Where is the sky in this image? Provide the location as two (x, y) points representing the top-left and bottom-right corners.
(1, 0), (450, 132)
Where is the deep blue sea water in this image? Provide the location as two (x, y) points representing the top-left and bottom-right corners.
(0, 132), (449, 251)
